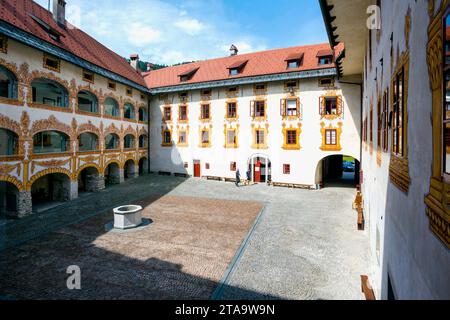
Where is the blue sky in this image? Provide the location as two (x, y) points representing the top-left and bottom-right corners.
(34, 0), (328, 65)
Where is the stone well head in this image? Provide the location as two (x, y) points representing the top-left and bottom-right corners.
(113, 205), (143, 230)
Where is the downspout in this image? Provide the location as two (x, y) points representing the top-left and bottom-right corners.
(147, 93), (152, 175)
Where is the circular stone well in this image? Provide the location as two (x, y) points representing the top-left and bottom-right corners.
(113, 205), (143, 230)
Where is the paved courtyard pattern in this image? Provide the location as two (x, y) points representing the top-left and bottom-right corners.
(0, 174), (370, 300)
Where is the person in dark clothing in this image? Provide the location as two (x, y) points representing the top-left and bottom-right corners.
(235, 169), (241, 187)
(246, 169), (251, 186)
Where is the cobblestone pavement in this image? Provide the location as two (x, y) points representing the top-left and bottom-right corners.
(0, 174), (370, 300)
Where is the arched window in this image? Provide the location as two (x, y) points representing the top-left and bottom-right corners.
(78, 132), (99, 152)
(0, 128), (19, 156)
(31, 78), (69, 108)
(124, 134), (135, 149)
(105, 133), (119, 150)
(139, 107), (148, 122)
(77, 90), (98, 113)
(104, 97), (120, 117)
(0, 66), (18, 100)
(124, 103), (135, 120)
(139, 134), (148, 148)
(33, 131), (69, 154)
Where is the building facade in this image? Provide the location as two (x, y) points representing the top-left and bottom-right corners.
(146, 44), (361, 188)
(320, 0), (450, 299)
(0, 0), (149, 218)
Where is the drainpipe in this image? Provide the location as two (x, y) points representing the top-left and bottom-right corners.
(147, 93), (151, 175)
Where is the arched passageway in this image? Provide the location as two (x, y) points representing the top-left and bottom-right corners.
(78, 166), (104, 194)
(104, 162), (121, 186)
(31, 173), (71, 213)
(316, 155), (360, 188)
(124, 160), (136, 180)
(0, 181), (19, 219)
(139, 157), (148, 176)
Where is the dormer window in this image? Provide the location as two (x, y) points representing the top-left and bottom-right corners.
(178, 67), (199, 82)
(317, 49), (334, 65)
(227, 60), (248, 76)
(285, 53), (304, 69)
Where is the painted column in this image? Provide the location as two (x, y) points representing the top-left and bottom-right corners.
(17, 191), (32, 218)
(134, 164), (139, 178)
(119, 169), (125, 183)
(69, 180), (78, 200)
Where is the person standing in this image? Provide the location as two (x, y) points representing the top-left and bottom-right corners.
(246, 169), (251, 186)
(235, 169), (241, 187)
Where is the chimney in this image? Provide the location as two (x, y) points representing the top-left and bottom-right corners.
(53, 0), (67, 27)
(230, 44), (238, 56)
(146, 63), (153, 72)
(130, 54), (140, 71)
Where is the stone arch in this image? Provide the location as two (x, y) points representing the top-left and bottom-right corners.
(76, 163), (102, 178)
(27, 168), (73, 191)
(103, 159), (121, 173)
(0, 175), (24, 191)
(0, 113), (21, 136)
(27, 71), (72, 97)
(31, 115), (73, 139)
(77, 88), (100, 113)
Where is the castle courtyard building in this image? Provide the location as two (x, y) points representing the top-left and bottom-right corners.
(0, 0), (149, 218)
(145, 44), (361, 188)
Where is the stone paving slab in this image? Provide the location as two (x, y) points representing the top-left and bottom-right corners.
(0, 194), (262, 300)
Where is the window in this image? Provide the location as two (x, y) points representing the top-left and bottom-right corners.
(31, 78), (69, 108)
(108, 81), (116, 91)
(284, 81), (298, 92)
(33, 131), (69, 154)
(43, 54), (60, 72)
(163, 106), (171, 121)
(124, 103), (135, 120)
(139, 107), (148, 122)
(105, 133), (119, 150)
(205, 163), (210, 170)
(319, 77), (334, 87)
(229, 68), (239, 76)
(201, 130), (210, 144)
(0, 36), (7, 53)
(179, 105), (188, 121)
(77, 90), (98, 114)
(0, 65), (18, 100)
(254, 84), (267, 96)
(325, 129), (337, 145)
(0, 129), (18, 156)
(256, 129), (265, 145)
(126, 87), (133, 97)
(179, 92), (188, 103)
(287, 60), (299, 69)
(230, 162), (237, 172)
(202, 89), (211, 96)
(104, 98), (120, 118)
(281, 98), (300, 117)
(184, 162), (188, 169)
(78, 133), (98, 152)
(124, 134), (135, 149)
(382, 90), (389, 152)
(251, 100), (266, 118)
(318, 56), (333, 65)
(178, 130), (187, 145)
(162, 130), (172, 146)
(82, 70), (94, 83)
(227, 87), (239, 97)
(283, 164), (290, 175)
(227, 130), (236, 145)
(320, 96), (342, 117)
(286, 130), (297, 145)
(201, 104), (210, 120)
(139, 135), (147, 148)
(392, 68), (404, 156)
(227, 102), (237, 118)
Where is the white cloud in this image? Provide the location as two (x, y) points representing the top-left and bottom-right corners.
(174, 19), (205, 36)
(128, 23), (162, 46)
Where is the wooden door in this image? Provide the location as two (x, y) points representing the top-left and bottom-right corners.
(254, 161), (261, 183)
(194, 162), (201, 178)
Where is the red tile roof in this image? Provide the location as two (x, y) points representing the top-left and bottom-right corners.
(0, 0), (146, 87)
(144, 43), (341, 89)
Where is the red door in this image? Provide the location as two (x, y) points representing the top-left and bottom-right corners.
(254, 161), (261, 183)
(194, 163), (201, 177)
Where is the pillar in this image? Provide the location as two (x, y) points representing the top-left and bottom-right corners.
(119, 168), (125, 183)
(16, 191), (32, 218)
(69, 180), (78, 200)
(134, 165), (139, 178)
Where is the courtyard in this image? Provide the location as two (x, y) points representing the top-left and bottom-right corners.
(0, 174), (370, 300)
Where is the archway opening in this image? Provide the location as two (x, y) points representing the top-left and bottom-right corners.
(0, 128), (19, 156)
(105, 162), (121, 186)
(316, 155), (360, 188)
(0, 65), (18, 100)
(31, 78), (69, 108)
(78, 166), (103, 194)
(31, 173), (71, 213)
(248, 155), (271, 183)
(124, 160), (136, 180)
(0, 181), (19, 219)
(139, 157), (148, 176)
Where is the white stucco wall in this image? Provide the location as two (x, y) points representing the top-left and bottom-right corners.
(361, 0), (450, 299)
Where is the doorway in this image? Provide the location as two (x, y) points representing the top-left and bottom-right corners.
(193, 161), (201, 178)
(248, 155), (271, 183)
